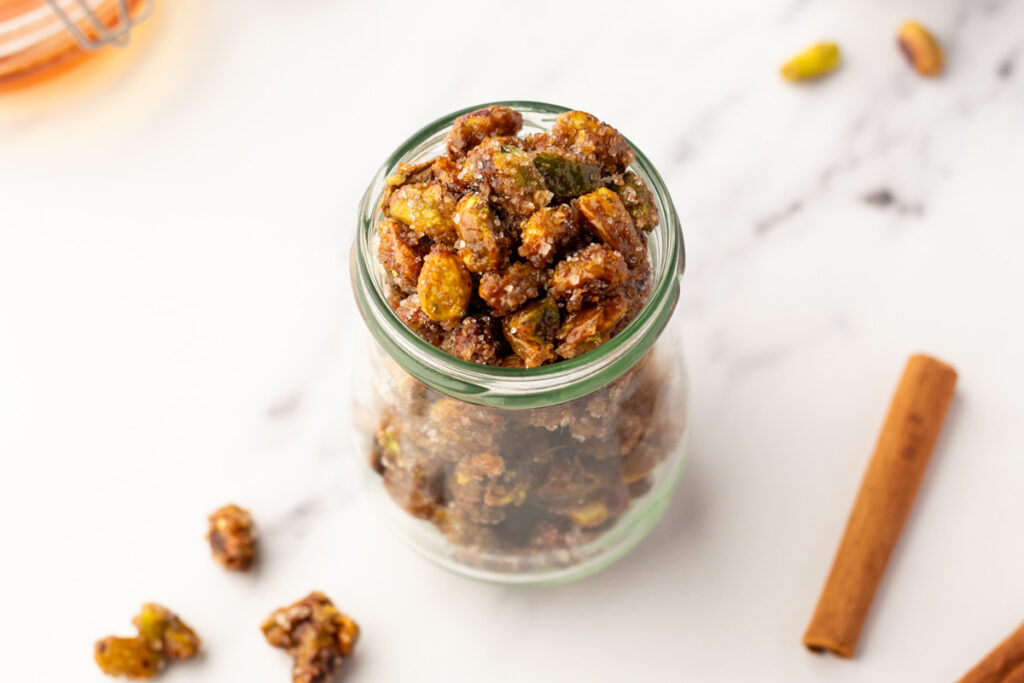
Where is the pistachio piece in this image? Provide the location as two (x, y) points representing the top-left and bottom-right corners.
(897, 21), (944, 77)
(780, 42), (841, 82)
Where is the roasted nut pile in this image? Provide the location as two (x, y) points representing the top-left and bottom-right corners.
(365, 106), (685, 571)
(376, 106), (658, 367)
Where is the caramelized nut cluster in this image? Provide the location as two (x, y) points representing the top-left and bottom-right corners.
(207, 503), (258, 571)
(94, 603), (201, 679)
(376, 106), (659, 368)
(261, 592), (360, 683)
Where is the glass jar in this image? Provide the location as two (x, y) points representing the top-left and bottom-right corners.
(0, 0), (149, 87)
(350, 101), (688, 585)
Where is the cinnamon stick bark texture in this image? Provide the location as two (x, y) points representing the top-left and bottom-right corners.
(957, 621), (1024, 683)
(803, 354), (957, 657)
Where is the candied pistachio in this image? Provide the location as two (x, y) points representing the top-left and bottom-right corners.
(576, 188), (647, 267)
(395, 294), (447, 346)
(458, 138), (553, 216)
(619, 261), (653, 328)
(567, 381), (629, 442)
(575, 432), (620, 461)
(431, 156), (466, 192)
(780, 42), (841, 82)
(380, 439), (444, 520)
(384, 157), (435, 190)
(132, 603), (201, 660)
(549, 110), (634, 173)
(555, 294), (629, 360)
(521, 132), (552, 151)
(378, 359), (429, 417)
(482, 470), (528, 508)
(533, 455), (609, 512)
(550, 243), (629, 312)
(518, 204), (579, 268)
(95, 637), (163, 679)
(411, 397), (501, 461)
(261, 591), (359, 683)
(897, 21), (944, 77)
(532, 149), (602, 197)
(433, 508), (505, 553)
(610, 170), (659, 232)
(451, 453), (527, 525)
(617, 394), (658, 457)
(417, 248), (473, 323)
(525, 402), (575, 431)
(369, 416), (398, 474)
(622, 440), (662, 484)
(498, 353), (526, 368)
(527, 517), (584, 552)
(446, 104), (524, 157)
(568, 501), (609, 529)
(442, 315), (506, 365)
(478, 261), (549, 316)
(503, 297), (561, 367)
(454, 194), (508, 273)
(375, 416), (401, 458)
(427, 397), (501, 431)
(377, 219), (426, 294)
(207, 504), (258, 572)
(388, 182), (458, 243)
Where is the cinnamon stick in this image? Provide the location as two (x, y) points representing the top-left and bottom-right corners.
(1003, 663), (1024, 683)
(957, 622), (1024, 683)
(803, 354), (957, 657)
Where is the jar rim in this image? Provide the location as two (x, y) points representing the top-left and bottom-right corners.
(351, 100), (685, 409)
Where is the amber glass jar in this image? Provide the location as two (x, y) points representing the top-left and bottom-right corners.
(350, 101), (688, 585)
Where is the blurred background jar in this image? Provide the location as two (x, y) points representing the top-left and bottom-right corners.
(0, 0), (150, 87)
(350, 102), (690, 585)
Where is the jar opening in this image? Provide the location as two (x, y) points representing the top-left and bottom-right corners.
(352, 101), (685, 409)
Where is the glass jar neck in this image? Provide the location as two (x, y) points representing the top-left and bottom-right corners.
(351, 101), (685, 410)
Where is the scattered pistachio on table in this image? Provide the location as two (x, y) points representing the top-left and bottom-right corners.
(781, 42), (842, 82)
(898, 20), (945, 77)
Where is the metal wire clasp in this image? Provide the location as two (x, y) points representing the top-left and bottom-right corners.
(43, 0), (152, 50)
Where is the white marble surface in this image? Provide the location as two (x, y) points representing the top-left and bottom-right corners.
(2, 0), (1023, 680)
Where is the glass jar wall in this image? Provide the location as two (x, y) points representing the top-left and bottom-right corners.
(350, 102), (688, 585)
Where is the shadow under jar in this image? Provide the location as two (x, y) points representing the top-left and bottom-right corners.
(350, 101), (688, 585)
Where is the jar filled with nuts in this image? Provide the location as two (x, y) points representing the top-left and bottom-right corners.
(350, 101), (688, 585)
